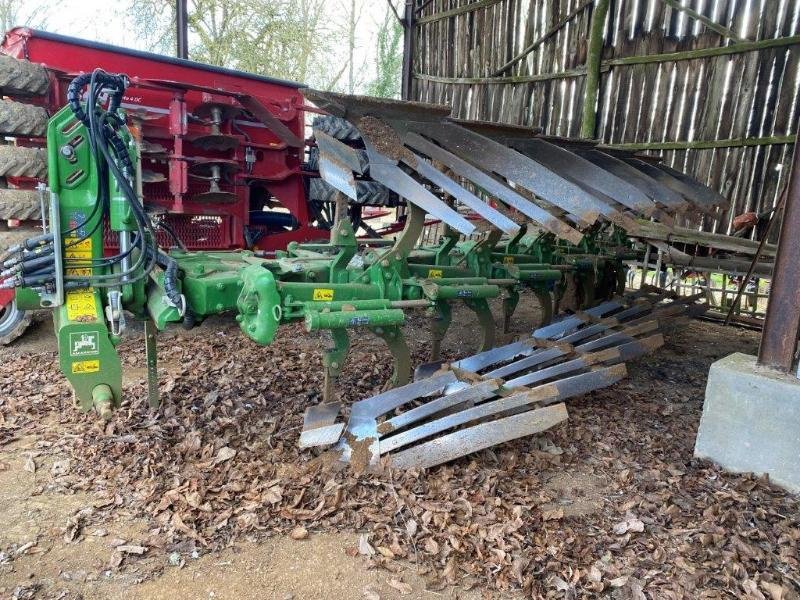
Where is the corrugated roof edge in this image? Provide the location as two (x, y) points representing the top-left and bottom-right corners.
(11, 27), (305, 90)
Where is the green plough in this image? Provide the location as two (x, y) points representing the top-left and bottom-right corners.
(1, 73), (720, 429)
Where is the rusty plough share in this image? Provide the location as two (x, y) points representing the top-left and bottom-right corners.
(300, 291), (707, 470)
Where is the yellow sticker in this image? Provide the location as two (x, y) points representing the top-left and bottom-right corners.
(312, 288), (334, 301)
(428, 269), (443, 279)
(72, 359), (100, 374)
(66, 289), (98, 322)
(65, 237), (93, 282)
(503, 256), (514, 265)
(65, 237), (93, 254)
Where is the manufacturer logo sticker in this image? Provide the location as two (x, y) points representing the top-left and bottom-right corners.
(69, 332), (99, 356)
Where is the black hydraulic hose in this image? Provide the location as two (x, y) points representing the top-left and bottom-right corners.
(67, 70), (127, 128)
(62, 75), (109, 240)
(161, 256), (182, 308)
(154, 219), (187, 251)
(67, 109), (156, 285)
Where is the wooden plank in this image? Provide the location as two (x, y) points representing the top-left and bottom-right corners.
(417, 0), (505, 25)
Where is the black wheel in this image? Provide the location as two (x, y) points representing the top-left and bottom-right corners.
(0, 100), (48, 137)
(0, 55), (50, 97)
(308, 178), (399, 208)
(311, 115), (361, 142)
(0, 145), (47, 178)
(0, 225), (38, 345)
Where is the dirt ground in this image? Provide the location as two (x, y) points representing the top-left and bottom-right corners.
(0, 294), (798, 600)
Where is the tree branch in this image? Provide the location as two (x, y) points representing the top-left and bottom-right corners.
(384, 0), (402, 24)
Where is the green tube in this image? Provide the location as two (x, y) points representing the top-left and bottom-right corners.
(298, 299), (392, 311)
(304, 308), (405, 331)
(432, 284), (500, 300)
(517, 269), (562, 282)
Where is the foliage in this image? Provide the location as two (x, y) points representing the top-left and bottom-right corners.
(365, 5), (403, 99)
(127, 0), (336, 87)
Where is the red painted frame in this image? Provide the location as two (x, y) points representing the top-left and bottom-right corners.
(1, 27), (329, 252)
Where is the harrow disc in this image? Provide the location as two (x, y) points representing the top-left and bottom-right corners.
(0, 145), (47, 178)
(0, 100), (48, 137)
(0, 55), (50, 97)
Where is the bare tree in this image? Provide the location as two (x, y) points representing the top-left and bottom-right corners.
(127, 0), (335, 87)
(0, 0), (49, 35)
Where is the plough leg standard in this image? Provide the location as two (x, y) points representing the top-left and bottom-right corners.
(2, 73), (716, 439)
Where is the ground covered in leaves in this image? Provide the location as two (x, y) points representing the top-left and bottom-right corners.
(0, 297), (798, 599)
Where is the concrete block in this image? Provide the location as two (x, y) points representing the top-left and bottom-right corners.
(695, 352), (800, 494)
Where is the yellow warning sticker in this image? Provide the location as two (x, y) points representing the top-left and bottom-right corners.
(428, 269), (443, 279)
(312, 288), (334, 301)
(503, 256), (514, 265)
(72, 360), (100, 374)
(65, 237), (92, 254)
(63, 236), (97, 321)
(66, 289), (98, 322)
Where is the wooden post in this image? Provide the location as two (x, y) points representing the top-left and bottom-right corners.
(580, 0), (609, 139)
(759, 138), (800, 372)
(401, 0), (415, 100)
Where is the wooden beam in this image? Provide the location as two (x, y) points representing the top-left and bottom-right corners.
(415, 0), (435, 15)
(606, 34), (800, 66)
(492, 0), (593, 77)
(634, 222), (778, 257)
(413, 35), (800, 85)
(415, 65), (588, 85)
(601, 134), (797, 151)
(415, 0), (503, 25)
(657, 0), (744, 42)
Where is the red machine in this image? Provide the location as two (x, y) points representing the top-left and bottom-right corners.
(1, 27), (328, 252)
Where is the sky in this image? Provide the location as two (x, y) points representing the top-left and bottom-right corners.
(12, 0), (390, 91)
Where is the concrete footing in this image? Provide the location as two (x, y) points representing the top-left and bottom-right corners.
(695, 352), (800, 494)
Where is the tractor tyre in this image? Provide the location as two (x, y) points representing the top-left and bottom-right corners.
(0, 225), (39, 345)
(0, 188), (41, 220)
(0, 100), (48, 137)
(311, 115), (361, 142)
(0, 296), (31, 345)
(0, 145), (47, 178)
(309, 178), (399, 207)
(0, 55), (50, 97)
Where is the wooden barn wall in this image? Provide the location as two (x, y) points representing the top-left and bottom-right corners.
(412, 0), (800, 238)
